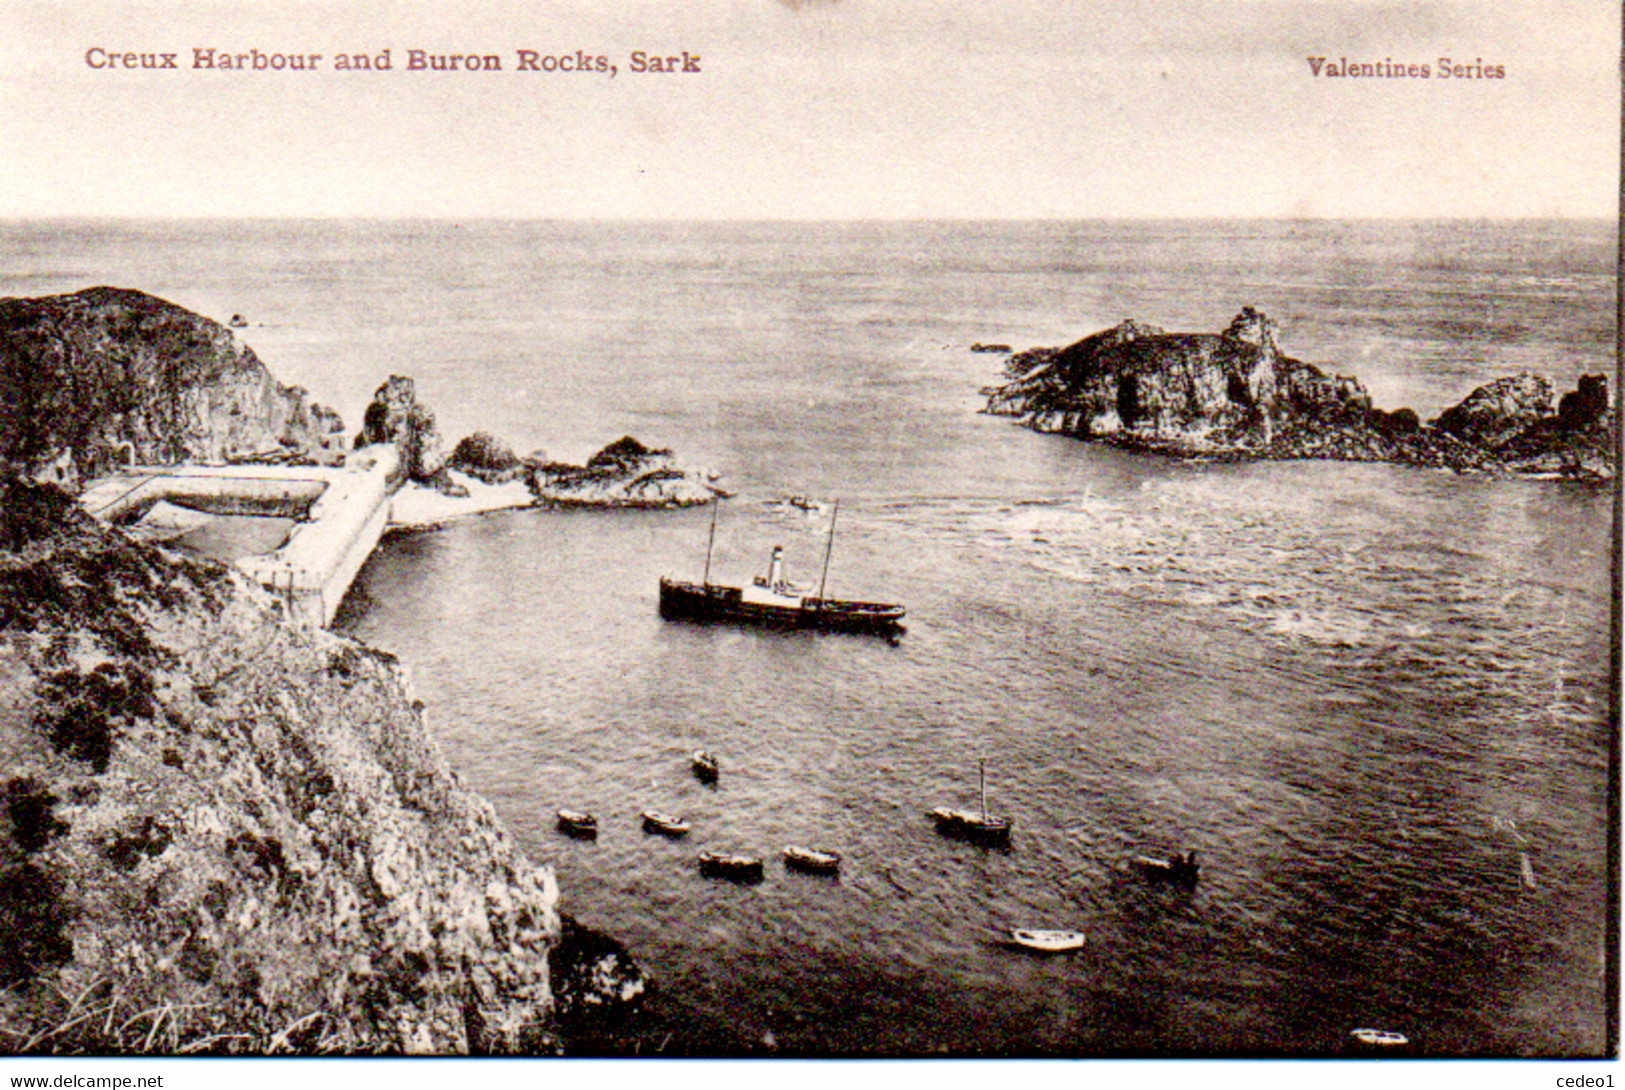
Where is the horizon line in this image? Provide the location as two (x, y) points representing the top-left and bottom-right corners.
(3, 213), (1618, 226)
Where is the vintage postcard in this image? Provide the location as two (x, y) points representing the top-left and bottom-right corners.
(0, 0), (1618, 1084)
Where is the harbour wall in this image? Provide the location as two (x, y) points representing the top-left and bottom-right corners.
(80, 444), (402, 627)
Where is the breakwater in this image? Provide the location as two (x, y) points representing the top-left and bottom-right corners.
(79, 445), (400, 628)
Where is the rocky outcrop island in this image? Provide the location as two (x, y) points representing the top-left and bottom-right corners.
(982, 308), (1614, 478)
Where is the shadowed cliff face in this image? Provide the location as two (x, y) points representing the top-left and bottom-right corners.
(0, 478), (612, 1055)
(983, 308), (1614, 477)
(0, 288), (345, 488)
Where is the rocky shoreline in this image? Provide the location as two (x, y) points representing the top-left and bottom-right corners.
(981, 308), (1615, 479)
(0, 287), (670, 1054)
(357, 375), (722, 520)
(0, 479), (649, 1053)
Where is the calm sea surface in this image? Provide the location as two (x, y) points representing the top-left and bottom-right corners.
(3, 219), (1616, 1056)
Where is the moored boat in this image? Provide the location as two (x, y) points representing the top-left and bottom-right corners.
(1129, 850), (1200, 886)
(1349, 1028), (1410, 1048)
(691, 749), (720, 782)
(698, 850), (765, 882)
(641, 809), (691, 837)
(929, 806), (1013, 843)
(661, 577), (906, 636)
(555, 808), (598, 838)
(659, 499), (905, 638)
(1007, 929), (1087, 953)
(930, 760), (1012, 844)
(782, 845), (842, 874)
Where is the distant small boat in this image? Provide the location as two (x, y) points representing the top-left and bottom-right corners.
(1349, 1028), (1409, 1048)
(930, 759), (1012, 844)
(698, 850), (765, 883)
(227, 313), (248, 329)
(691, 749), (720, 782)
(782, 845), (842, 874)
(556, 809), (598, 838)
(1130, 850), (1200, 886)
(641, 809), (690, 837)
(1007, 929), (1087, 953)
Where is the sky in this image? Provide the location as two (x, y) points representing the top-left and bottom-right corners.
(0, 0), (1619, 219)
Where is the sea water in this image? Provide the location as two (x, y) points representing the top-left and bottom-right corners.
(2, 219), (1614, 1055)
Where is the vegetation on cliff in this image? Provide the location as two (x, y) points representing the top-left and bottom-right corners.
(0, 478), (642, 1054)
(982, 309), (1614, 477)
(0, 288), (345, 487)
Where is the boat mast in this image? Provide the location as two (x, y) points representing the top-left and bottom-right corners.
(816, 499), (839, 603)
(979, 759), (987, 815)
(703, 496), (720, 587)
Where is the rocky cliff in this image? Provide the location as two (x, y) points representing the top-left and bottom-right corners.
(982, 309), (1614, 477)
(0, 479), (642, 1054)
(0, 288), (346, 487)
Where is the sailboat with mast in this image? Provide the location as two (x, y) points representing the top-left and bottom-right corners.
(658, 497), (906, 637)
(929, 759), (1013, 844)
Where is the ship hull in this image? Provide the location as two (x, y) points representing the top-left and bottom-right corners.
(659, 577), (905, 637)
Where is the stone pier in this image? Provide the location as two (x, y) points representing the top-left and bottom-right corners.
(80, 445), (402, 627)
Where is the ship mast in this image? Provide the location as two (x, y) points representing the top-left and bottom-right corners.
(703, 496), (720, 587)
(816, 499), (839, 603)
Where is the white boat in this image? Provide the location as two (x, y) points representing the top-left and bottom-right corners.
(782, 845), (842, 873)
(929, 759), (1012, 843)
(1349, 1028), (1409, 1047)
(641, 809), (690, 837)
(1008, 929), (1087, 952)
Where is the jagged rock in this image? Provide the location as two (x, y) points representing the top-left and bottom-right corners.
(585, 436), (672, 471)
(1559, 374), (1610, 429)
(1493, 375), (1616, 478)
(449, 433), (524, 485)
(1432, 373), (1554, 449)
(549, 916), (646, 1029)
(986, 309), (1305, 443)
(0, 478), (569, 1054)
(530, 437), (716, 508)
(356, 376), (466, 495)
(0, 288), (346, 488)
(982, 310), (1613, 477)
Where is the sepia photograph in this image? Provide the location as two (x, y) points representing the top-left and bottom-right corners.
(0, 0), (1618, 1079)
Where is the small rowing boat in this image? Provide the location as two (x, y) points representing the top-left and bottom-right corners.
(555, 809), (598, 838)
(1007, 929), (1087, 953)
(698, 850), (765, 882)
(641, 809), (691, 837)
(1349, 1028), (1409, 1048)
(782, 845), (841, 874)
(1129, 850), (1200, 886)
(691, 749), (720, 782)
